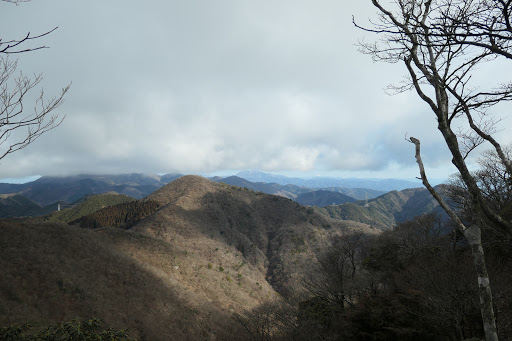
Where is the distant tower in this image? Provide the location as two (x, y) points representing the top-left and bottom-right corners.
(364, 193), (369, 207)
(57, 203), (61, 212)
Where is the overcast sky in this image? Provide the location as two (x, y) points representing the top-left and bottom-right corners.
(0, 0), (510, 182)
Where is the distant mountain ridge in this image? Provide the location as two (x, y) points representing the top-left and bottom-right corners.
(0, 173), (183, 207)
(236, 170), (422, 191)
(216, 176), (385, 202)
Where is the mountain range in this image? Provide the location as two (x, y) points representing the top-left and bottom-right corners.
(0, 173), (183, 207)
(0, 175), (377, 340)
(0, 172), (428, 219)
(235, 170), (423, 191)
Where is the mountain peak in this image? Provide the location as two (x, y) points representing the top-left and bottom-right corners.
(145, 175), (218, 208)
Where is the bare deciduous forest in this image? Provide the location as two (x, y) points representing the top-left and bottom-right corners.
(1, 0), (512, 340)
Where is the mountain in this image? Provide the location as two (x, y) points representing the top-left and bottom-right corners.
(317, 186), (385, 201)
(70, 199), (160, 229)
(295, 190), (356, 207)
(236, 170), (422, 191)
(0, 172), (431, 221)
(0, 194), (40, 217)
(0, 175), (380, 339)
(1, 173), (462, 340)
(0, 173), (183, 207)
(138, 176), (377, 301)
(216, 176), (312, 198)
(216, 176), (385, 201)
(317, 186), (446, 229)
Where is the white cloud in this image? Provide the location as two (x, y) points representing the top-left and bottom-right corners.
(0, 0), (509, 180)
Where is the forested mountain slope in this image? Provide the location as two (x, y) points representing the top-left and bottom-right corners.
(318, 186), (444, 229)
(0, 175), (375, 340)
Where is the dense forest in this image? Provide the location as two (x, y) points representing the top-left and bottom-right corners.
(71, 200), (161, 229)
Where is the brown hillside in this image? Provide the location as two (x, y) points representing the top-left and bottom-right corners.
(0, 176), (377, 340)
(136, 176), (376, 301)
(0, 221), (244, 341)
(145, 174), (219, 208)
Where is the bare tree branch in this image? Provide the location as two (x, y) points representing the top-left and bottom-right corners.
(356, 1), (511, 339)
(0, 0), (69, 164)
(0, 56), (70, 162)
(408, 136), (468, 230)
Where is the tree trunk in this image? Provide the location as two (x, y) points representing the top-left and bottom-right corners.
(410, 137), (499, 341)
(464, 222), (499, 341)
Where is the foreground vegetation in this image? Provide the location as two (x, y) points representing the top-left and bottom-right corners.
(0, 318), (134, 341)
(238, 213), (512, 340)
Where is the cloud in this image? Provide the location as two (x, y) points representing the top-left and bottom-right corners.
(0, 0), (509, 180)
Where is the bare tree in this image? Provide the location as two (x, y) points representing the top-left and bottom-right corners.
(303, 232), (370, 311)
(355, 1), (512, 340)
(0, 0), (69, 162)
(447, 146), (512, 267)
(232, 301), (297, 341)
(429, 0), (512, 60)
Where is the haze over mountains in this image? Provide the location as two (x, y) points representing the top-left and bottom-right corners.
(235, 170), (423, 191)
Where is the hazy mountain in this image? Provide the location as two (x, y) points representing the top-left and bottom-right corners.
(159, 173), (183, 183)
(0, 172), (431, 220)
(216, 176), (385, 202)
(0, 183), (26, 194)
(215, 176), (312, 198)
(0, 173), (183, 206)
(236, 170), (422, 191)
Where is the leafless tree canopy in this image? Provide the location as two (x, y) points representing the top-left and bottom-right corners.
(355, 0), (512, 229)
(431, 0), (512, 60)
(355, 1), (512, 340)
(0, 0), (69, 162)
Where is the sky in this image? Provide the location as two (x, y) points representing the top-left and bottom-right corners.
(0, 0), (510, 183)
